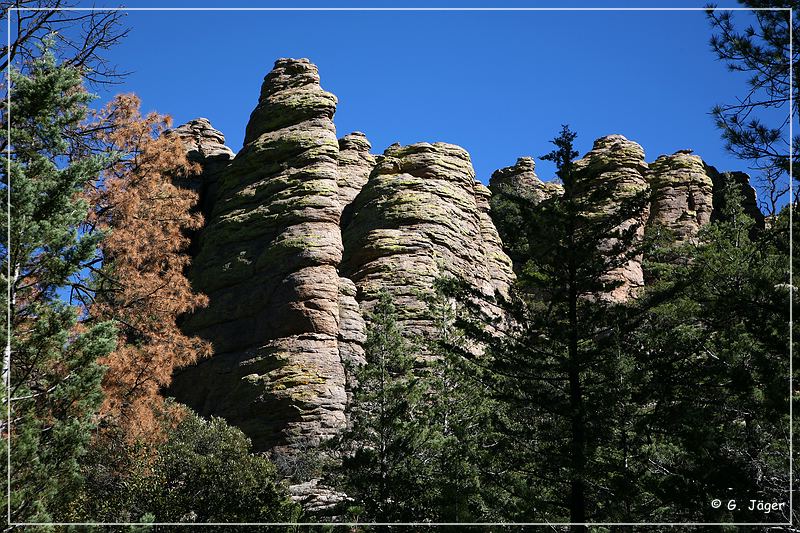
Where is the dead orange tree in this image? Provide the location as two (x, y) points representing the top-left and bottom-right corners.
(85, 94), (211, 441)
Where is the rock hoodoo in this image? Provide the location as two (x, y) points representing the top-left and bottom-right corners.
(573, 135), (651, 302)
(169, 57), (763, 468)
(340, 142), (514, 344)
(171, 58), (351, 453)
(489, 156), (563, 204)
(167, 117), (234, 225)
(647, 151), (714, 243)
(337, 131), (376, 210)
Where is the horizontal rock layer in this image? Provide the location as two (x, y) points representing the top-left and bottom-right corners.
(171, 58), (351, 453)
(573, 135), (650, 302)
(340, 142), (514, 343)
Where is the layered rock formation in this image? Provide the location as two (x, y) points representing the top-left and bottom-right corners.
(489, 156), (563, 204)
(573, 135), (651, 302)
(647, 151), (714, 243)
(169, 57), (764, 474)
(167, 117), (234, 222)
(340, 142), (514, 343)
(171, 58), (351, 453)
(337, 132), (376, 209)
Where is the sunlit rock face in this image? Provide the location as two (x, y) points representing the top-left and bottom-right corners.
(339, 141), (514, 347)
(570, 134), (651, 302)
(170, 58), (351, 454)
(169, 59), (515, 456)
(647, 151), (714, 244)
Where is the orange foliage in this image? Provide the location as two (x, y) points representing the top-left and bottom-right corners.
(88, 94), (211, 442)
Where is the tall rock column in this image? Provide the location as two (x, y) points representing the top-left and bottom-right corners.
(170, 58), (348, 453)
(337, 132), (376, 209)
(647, 151), (714, 243)
(573, 135), (651, 302)
(167, 117), (235, 220)
(340, 142), (514, 344)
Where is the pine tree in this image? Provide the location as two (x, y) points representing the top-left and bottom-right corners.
(421, 277), (509, 522)
(707, 1), (799, 212)
(84, 94), (211, 442)
(484, 126), (650, 527)
(630, 178), (793, 523)
(337, 292), (431, 522)
(0, 48), (117, 524)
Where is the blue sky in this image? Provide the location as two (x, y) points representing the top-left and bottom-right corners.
(41, 1), (777, 185)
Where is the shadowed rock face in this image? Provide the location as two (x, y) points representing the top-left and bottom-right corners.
(340, 142), (514, 343)
(706, 166), (765, 229)
(167, 118), (234, 225)
(490, 156), (563, 203)
(647, 152), (714, 243)
(338, 132), (376, 209)
(170, 58), (350, 453)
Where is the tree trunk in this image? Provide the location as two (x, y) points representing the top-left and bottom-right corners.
(568, 252), (587, 532)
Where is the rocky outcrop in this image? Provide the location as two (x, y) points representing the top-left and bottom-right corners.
(490, 157), (563, 203)
(170, 58), (349, 453)
(647, 152), (714, 243)
(337, 277), (366, 396)
(340, 142), (514, 344)
(337, 132), (376, 210)
(167, 57), (767, 475)
(573, 135), (651, 302)
(488, 157), (563, 270)
(290, 479), (349, 514)
(167, 118), (234, 222)
(707, 166), (765, 228)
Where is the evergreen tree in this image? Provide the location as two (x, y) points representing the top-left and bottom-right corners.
(0, 49), (117, 524)
(336, 292), (431, 522)
(707, 1), (799, 212)
(482, 126), (650, 527)
(73, 405), (301, 528)
(85, 93), (211, 443)
(422, 278), (511, 523)
(631, 178), (793, 523)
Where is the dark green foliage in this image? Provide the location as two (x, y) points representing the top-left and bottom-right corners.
(336, 292), (431, 522)
(478, 126), (653, 525)
(0, 48), (118, 525)
(333, 286), (505, 524)
(630, 181), (793, 523)
(73, 408), (301, 529)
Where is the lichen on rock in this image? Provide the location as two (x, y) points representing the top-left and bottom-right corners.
(341, 141), (514, 345)
(170, 58), (349, 454)
(647, 151), (714, 243)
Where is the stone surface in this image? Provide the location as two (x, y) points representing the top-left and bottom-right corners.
(489, 156), (563, 203)
(337, 276), (366, 397)
(706, 165), (766, 229)
(573, 135), (651, 302)
(170, 58), (349, 453)
(337, 132), (376, 211)
(167, 118), (234, 224)
(340, 142), (514, 343)
(289, 478), (348, 514)
(647, 151), (714, 243)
